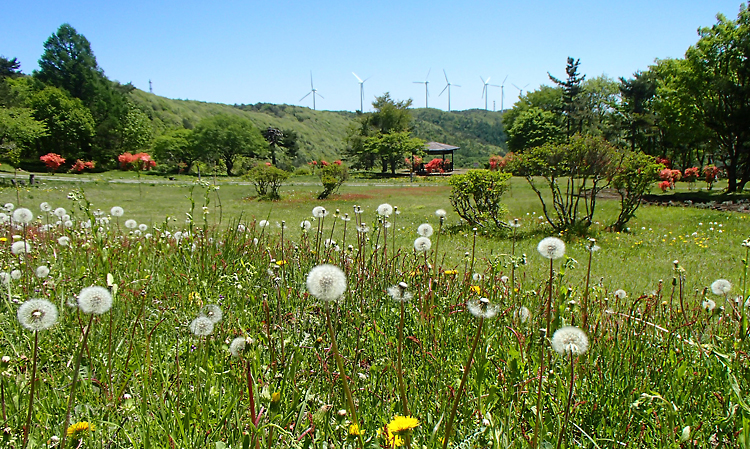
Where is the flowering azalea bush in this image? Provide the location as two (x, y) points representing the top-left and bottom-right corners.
(39, 153), (65, 173)
(683, 167), (700, 183)
(424, 158), (446, 174)
(655, 156), (670, 168)
(118, 152), (156, 171)
(71, 160), (95, 173)
(489, 152), (515, 171)
(659, 168), (682, 189)
(658, 180), (671, 192)
(703, 165), (720, 190)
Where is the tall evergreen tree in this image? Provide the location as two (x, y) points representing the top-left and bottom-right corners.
(548, 57), (586, 139)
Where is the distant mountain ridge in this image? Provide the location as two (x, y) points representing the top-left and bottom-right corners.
(130, 89), (507, 168)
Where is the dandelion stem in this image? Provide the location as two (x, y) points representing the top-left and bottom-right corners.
(22, 331), (39, 449)
(325, 307), (364, 449)
(61, 314), (95, 449)
(582, 249), (593, 331)
(555, 355), (576, 449)
(442, 317), (484, 449)
(397, 301), (409, 416)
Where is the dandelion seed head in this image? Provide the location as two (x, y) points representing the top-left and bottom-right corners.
(514, 306), (531, 323)
(387, 282), (413, 302)
(508, 218), (521, 228)
(417, 223), (433, 237)
(258, 219), (270, 228)
(58, 236), (70, 246)
(201, 304), (223, 323)
(190, 316), (214, 336)
(537, 237), (565, 260)
(414, 236), (432, 252)
(17, 299), (58, 331)
(312, 206), (328, 218)
(35, 266), (50, 278)
(11, 241), (31, 255)
(614, 289), (627, 299)
(53, 207), (66, 218)
(306, 264), (347, 302)
(300, 220), (312, 231)
(110, 206), (124, 217)
(702, 299), (716, 311)
(124, 219), (137, 229)
(435, 209), (447, 218)
(551, 326), (589, 356)
(229, 337), (247, 357)
(3, 203), (14, 211)
(377, 203), (393, 217)
(467, 297), (499, 319)
(138, 223), (148, 232)
(472, 273), (483, 282)
(0, 272), (9, 284)
(10, 270), (21, 280)
(711, 279), (732, 295)
(40, 202), (52, 212)
(77, 286), (113, 315)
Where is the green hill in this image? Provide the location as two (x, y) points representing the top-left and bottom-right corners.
(130, 90), (507, 169)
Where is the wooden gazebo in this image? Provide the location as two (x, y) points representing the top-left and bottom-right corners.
(423, 141), (459, 172)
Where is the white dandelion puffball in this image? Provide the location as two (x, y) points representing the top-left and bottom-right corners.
(57, 236), (70, 247)
(702, 299), (716, 312)
(12, 208), (33, 224)
(387, 282), (413, 302)
(300, 220), (312, 231)
(417, 223), (434, 237)
(508, 219), (521, 228)
(237, 224), (246, 233)
(0, 213), (7, 223)
(110, 206), (124, 217)
(64, 220), (73, 228)
(35, 266), (50, 278)
(467, 297), (499, 319)
(190, 316), (214, 337)
(306, 264), (347, 302)
(229, 337), (247, 357)
(614, 289), (627, 300)
(414, 237), (432, 252)
(53, 207), (66, 218)
(0, 272), (10, 284)
(3, 203), (14, 211)
(11, 241), (31, 255)
(435, 209), (447, 218)
(201, 304), (223, 324)
(10, 270), (21, 280)
(139, 223), (148, 232)
(124, 219), (138, 229)
(377, 203), (393, 217)
(40, 202), (52, 212)
(537, 237), (566, 260)
(711, 279), (732, 295)
(551, 326), (589, 356)
(258, 219), (270, 228)
(17, 299), (59, 331)
(514, 306), (531, 323)
(312, 206), (328, 218)
(77, 286), (113, 315)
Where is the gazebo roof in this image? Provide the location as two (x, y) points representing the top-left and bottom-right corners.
(424, 141), (460, 155)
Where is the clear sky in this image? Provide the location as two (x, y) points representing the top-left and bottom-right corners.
(2, 0), (744, 112)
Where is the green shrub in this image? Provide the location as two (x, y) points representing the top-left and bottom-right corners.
(245, 164), (290, 200)
(448, 169), (511, 228)
(294, 166), (311, 176)
(609, 151), (663, 231)
(317, 163), (348, 199)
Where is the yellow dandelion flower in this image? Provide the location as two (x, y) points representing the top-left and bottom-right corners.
(0, 238), (6, 242)
(188, 291), (201, 302)
(444, 270), (458, 275)
(348, 423), (365, 437)
(275, 260), (288, 266)
(387, 415), (420, 435)
(377, 427), (404, 447)
(67, 421), (94, 439)
(469, 285), (481, 294)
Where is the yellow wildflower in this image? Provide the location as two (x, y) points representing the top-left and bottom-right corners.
(0, 238), (6, 242)
(348, 423), (365, 437)
(275, 260), (288, 266)
(387, 415), (420, 435)
(469, 285), (481, 294)
(67, 421), (94, 439)
(377, 426), (404, 447)
(444, 269), (458, 275)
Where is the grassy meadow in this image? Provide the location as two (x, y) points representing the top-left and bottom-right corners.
(0, 173), (748, 448)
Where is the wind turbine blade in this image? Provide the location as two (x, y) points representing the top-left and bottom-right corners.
(491, 84), (500, 88)
(486, 77), (491, 84)
(523, 84), (530, 88)
(310, 72), (314, 89)
(443, 69), (449, 83)
(316, 92), (325, 99)
(352, 72), (363, 83)
(413, 81), (425, 84)
(426, 68), (431, 80)
(363, 77), (371, 83)
(502, 75), (509, 85)
(482, 85), (487, 98)
(300, 92), (312, 102)
(480, 76), (486, 84)
(512, 83), (521, 90)
(440, 84), (449, 96)
(454, 84), (461, 88)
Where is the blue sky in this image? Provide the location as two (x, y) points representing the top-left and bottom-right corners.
(2, 0), (743, 112)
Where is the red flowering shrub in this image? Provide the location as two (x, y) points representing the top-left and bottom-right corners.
(71, 160), (95, 173)
(119, 152), (156, 171)
(655, 156), (671, 168)
(40, 153), (66, 173)
(658, 180), (671, 192)
(424, 158), (445, 174)
(659, 168), (682, 189)
(703, 165), (720, 190)
(683, 167), (700, 183)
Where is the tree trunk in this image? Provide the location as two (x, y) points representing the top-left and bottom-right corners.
(225, 158), (234, 177)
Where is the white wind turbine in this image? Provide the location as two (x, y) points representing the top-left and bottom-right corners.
(439, 69), (461, 112)
(512, 82), (530, 98)
(413, 69), (431, 108)
(352, 72), (371, 112)
(481, 76), (500, 111)
(300, 72), (323, 110)
(500, 75), (509, 111)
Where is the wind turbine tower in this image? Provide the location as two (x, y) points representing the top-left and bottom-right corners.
(512, 83), (530, 98)
(439, 69), (461, 112)
(500, 75), (508, 111)
(481, 76), (500, 111)
(413, 69), (431, 108)
(352, 72), (370, 112)
(300, 72), (324, 110)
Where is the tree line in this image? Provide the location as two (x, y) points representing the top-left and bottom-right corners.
(0, 24), (297, 175)
(503, 4), (750, 192)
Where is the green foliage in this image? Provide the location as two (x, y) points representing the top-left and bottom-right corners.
(246, 163), (290, 200)
(363, 131), (425, 175)
(119, 101), (153, 153)
(508, 134), (616, 234)
(152, 128), (195, 173)
(293, 166), (311, 176)
(28, 85), (95, 161)
(506, 107), (563, 152)
(448, 169), (511, 228)
(0, 107), (48, 164)
(609, 151), (663, 231)
(191, 113), (267, 176)
(549, 57), (587, 138)
(317, 163), (349, 199)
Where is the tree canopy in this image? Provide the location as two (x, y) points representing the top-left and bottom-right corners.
(191, 114), (267, 176)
